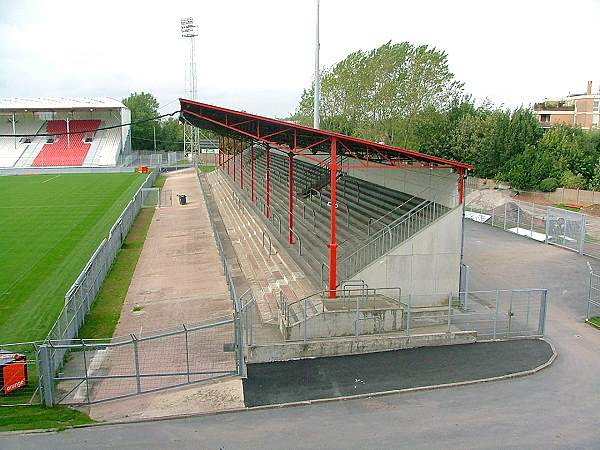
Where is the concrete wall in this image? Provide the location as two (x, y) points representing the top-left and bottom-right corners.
(343, 158), (459, 208)
(354, 206), (463, 306)
(288, 308), (403, 340)
(247, 330), (477, 363)
(302, 156), (460, 208)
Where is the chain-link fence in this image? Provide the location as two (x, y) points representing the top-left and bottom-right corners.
(465, 182), (600, 261)
(37, 320), (237, 406)
(466, 195), (589, 255)
(118, 151), (193, 170)
(586, 263), (600, 324)
(239, 284), (548, 345)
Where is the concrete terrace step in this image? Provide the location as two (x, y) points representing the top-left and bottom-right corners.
(208, 171), (316, 325)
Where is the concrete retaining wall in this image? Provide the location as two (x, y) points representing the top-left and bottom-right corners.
(287, 309), (403, 340)
(354, 207), (463, 304)
(247, 330), (477, 364)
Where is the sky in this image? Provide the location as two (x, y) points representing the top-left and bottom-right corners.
(0, 0), (599, 118)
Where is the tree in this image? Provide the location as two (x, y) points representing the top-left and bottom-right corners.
(122, 92), (160, 150)
(293, 41), (463, 146)
(158, 118), (184, 152)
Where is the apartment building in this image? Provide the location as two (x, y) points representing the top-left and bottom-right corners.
(534, 81), (600, 130)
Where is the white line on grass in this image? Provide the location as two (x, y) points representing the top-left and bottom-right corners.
(42, 174), (61, 183)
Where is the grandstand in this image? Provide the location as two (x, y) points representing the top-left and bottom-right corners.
(0, 97), (131, 168)
(181, 99), (472, 318)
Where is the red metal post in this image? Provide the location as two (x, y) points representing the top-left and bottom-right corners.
(227, 140), (230, 175)
(250, 144), (255, 204)
(458, 168), (465, 204)
(266, 147), (271, 218)
(233, 140), (237, 182)
(328, 138), (338, 298)
(240, 141), (244, 191)
(288, 153), (294, 245)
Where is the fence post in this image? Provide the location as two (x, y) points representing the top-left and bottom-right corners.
(183, 324), (191, 383)
(579, 216), (586, 255)
(303, 298), (308, 343)
(355, 296), (360, 337)
(248, 302), (254, 346)
(81, 341), (90, 404)
(406, 294), (411, 337)
(38, 345), (55, 407)
(538, 290), (548, 336)
(447, 292), (452, 333)
(493, 289), (500, 339)
(587, 266), (593, 321)
(131, 334), (142, 394)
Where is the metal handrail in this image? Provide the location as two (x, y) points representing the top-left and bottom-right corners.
(339, 199), (446, 278)
(367, 186), (432, 236)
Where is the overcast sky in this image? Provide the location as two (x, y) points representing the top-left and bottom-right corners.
(1, 0), (599, 118)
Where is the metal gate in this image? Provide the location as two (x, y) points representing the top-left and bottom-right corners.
(142, 188), (172, 208)
(545, 207), (585, 253)
(37, 319), (240, 406)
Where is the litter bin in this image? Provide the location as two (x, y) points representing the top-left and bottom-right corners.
(177, 194), (187, 205)
(0, 351), (27, 395)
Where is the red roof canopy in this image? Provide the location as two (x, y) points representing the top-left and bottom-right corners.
(180, 99), (473, 171)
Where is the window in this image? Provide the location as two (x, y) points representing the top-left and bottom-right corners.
(540, 114), (551, 123)
(594, 100), (600, 113)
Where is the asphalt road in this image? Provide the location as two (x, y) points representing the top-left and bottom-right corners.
(244, 339), (553, 407)
(3, 221), (600, 449)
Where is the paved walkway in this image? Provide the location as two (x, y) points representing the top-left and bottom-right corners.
(112, 169), (232, 335)
(84, 169), (242, 420)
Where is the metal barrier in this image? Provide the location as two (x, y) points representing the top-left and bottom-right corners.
(272, 287), (548, 344)
(586, 262), (600, 324)
(465, 194), (590, 256)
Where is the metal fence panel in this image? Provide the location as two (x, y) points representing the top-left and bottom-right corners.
(45, 321), (237, 405)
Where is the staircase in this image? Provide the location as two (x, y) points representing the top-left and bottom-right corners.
(206, 170), (322, 338)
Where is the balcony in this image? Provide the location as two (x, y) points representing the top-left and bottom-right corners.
(534, 101), (575, 112)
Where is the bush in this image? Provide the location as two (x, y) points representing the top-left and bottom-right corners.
(560, 170), (586, 189)
(539, 177), (559, 192)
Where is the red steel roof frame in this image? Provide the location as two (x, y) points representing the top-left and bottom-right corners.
(179, 98), (474, 171)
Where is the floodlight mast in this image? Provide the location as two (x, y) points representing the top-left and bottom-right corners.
(313, 0), (320, 130)
(181, 17), (199, 158)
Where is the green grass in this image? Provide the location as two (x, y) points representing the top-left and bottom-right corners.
(553, 203), (581, 212)
(588, 316), (600, 328)
(77, 207), (155, 339)
(0, 405), (93, 432)
(199, 165), (216, 173)
(153, 174), (167, 188)
(0, 172), (147, 343)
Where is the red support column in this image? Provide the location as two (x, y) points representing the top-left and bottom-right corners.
(288, 153), (294, 245)
(227, 140), (230, 175)
(458, 168), (465, 204)
(233, 140), (237, 183)
(266, 147), (271, 218)
(328, 137), (338, 298)
(240, 141), (244, 191)
(250, 144), (255, 204)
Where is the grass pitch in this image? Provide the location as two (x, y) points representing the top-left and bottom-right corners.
(0, 172), (147, 343)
